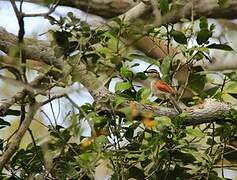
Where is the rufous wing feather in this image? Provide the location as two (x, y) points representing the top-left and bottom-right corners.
(154, 80), (176, 95)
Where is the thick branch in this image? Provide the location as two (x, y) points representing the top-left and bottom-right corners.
(0, 101), (39, 171)
(27, 0), (237, 21)
(118, 0), (237, 26)
(0, 27), (66, 70)
(30, 0), (139, 18)
(160, 0), (237, 25)
(119, 2), (151, 22)
(93, 89), (230, 126)
(1, 0), (136, 18)
(0, 75), (48, 116)
(135, 98), (230, 125)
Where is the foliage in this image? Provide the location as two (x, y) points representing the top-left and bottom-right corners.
(0, 2), (237, 180)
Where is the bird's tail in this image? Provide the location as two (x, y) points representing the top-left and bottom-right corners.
(169, 95), (183, 113)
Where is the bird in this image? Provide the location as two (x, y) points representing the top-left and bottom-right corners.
(144, 69), (182, 113)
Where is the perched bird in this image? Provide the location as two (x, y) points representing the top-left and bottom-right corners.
(145, 69), (182, 113)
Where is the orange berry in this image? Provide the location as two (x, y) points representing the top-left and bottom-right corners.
(80, 138), (92, 148)
(142, 118), (155, 129)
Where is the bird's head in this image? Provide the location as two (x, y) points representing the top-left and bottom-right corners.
(144, 69), (161, 80)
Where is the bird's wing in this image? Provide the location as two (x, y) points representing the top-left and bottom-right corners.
(154, 80), (176, 95)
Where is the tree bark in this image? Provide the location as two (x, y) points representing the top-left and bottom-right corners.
(24, 0), (237, 21)
(26, 0), (138, 18)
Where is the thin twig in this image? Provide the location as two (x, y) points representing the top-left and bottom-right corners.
(0, 75), (47, 116)
(221, 139), (227, 178)
(0, 74), (38, 92)
(41, 94), (66, 106)
(23, 0), (60, 17)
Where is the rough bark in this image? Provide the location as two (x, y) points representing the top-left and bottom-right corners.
(0, 102), (39, 171)
(26, 0), (138, 18)
(25, 0), (237, 21)
(160, 0), (237, 26)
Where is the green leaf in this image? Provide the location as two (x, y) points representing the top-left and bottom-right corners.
(0, 118), (11, 126)
(67, 12), (74, 19)
(204, 86), (220, 97)
(114, 96), (126, 108)
(199, 17), (208, 30)
(206, 137), (217, 145)
(93, 116), (108, 129)
(136, 87), (151, 102)
(111, 17), (122, 26)
(46, 16), (57, 25)
(196, 29), (212, 45)
(135, 72), (147, 80)
(207, 43), (233, 51)
(224, 147), (237, 163)
(124, 127), (134, 140)
(80, 21), (91, 32)
(141, 88), (151, 100)
(61, 129), (71, 142)
(120, 67), (133, 79)
(53, 31), (71, 48)
(155, 116), (172, 127)
(188, 72), (206, 93)
(229, 93), (237, 99)
(110, 56), (123, 67)
(119, 107), (132, 121)
(225, 72), (237, 81)
(50, 131), (61, 139)
(80, 103), (94, 114)
(170, 30), (187, 44)
(115, 81), (131, 92)
(174, 113), (187, 128)
(193, 51), (204, 60)
(159, 0), (169, 15)
(186, 127), (205, 138)
(210, 24), (216, 31)
(194, 51), (211, 62)
(93, 135), (108, 149)
(128, 166), (145, 179)
(159, 149), (170, 159)
(5, 109), (21, 116)
(161, 55), (172, 83)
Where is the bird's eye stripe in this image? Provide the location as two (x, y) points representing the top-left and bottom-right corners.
(145, 69), (159, 73)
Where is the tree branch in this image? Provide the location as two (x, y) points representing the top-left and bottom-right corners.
(119, 2), (151, 22)
(0, 27), (66, 70)
(159, 0), (237, 26)
(35, 0), (139, 18)
(92, 88), (231, 126)
(24, 0), (237, 21)
(0, 101), (39, 171)
(0, 27), (232, 126)
(0, 75), (48, 116)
